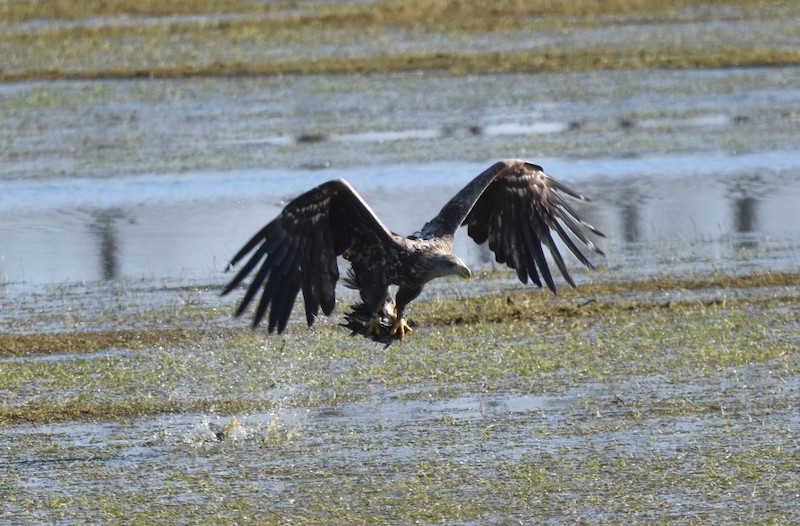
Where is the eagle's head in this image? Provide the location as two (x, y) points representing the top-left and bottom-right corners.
(425, 254), (472, 281)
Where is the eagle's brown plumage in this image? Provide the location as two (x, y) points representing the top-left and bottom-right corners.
(223, 159), (604, 342)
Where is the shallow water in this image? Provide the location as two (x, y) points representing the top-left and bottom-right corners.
(2, 68), (800, 295)
(2, 153), (799, 293)
(1, 65), (799, 524)
(2, 8), (800, 521)
(2, 366), (797, 523)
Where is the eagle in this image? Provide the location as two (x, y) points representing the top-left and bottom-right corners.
(223, 159), (604, 343)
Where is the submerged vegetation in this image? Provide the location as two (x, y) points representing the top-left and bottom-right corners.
(2, 0), (800, 81)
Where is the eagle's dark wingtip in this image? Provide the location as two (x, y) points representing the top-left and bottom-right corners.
(220, 280), (237, 297)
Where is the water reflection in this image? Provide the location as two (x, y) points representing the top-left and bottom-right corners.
(726, 176), (763, 249)
(732, 196), (759, 248)
(2, 155), (799, 289)
(617, 187), (642, 246)
(89, 209), (126, 280)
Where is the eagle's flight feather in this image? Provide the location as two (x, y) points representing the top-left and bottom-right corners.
(223, 159), (604, 343)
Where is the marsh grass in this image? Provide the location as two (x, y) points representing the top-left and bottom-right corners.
(2, 270), (798, 425)
(0, 0), (768, 26)
(3, 0), (799, 81)
(2, 266), (798, 523)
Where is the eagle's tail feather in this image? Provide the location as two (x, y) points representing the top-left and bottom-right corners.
(341, 297), (412, 346)
(342, 268), (359, 290)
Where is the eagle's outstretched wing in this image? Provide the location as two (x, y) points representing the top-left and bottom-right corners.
(421, 159), (604, 292)
(222, 179), (393, 333)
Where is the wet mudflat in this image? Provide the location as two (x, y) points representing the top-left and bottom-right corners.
(2, 1), (800, 523)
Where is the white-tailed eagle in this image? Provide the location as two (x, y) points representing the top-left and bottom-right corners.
(223, 159), (604, 343)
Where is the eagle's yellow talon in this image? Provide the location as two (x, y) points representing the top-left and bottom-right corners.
(390, 317), (413, 340)
(366, 315), (382, 336)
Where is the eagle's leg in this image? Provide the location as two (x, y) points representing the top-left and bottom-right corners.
(362, 287), (394, 337)
(390, 317), (413, 339)
(392, 285), (423, 340)
(366, 312), (383, 336)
